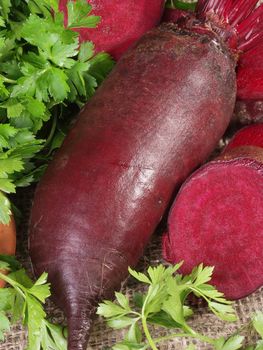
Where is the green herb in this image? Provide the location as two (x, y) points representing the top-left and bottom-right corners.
(0, 255), (67, 349)
(0, 0), (114, 223)
(166, 0), (197, 11)
(97, 262), (263, 350)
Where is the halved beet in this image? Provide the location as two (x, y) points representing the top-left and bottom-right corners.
(163, 125), (263, 300)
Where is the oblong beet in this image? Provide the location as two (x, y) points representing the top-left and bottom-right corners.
(163, 127), (263, 300)
(59, 0), (165, 60)
(29, 25), (236, 350)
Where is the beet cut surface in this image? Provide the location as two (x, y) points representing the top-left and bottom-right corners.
(164, 128), (263, 300)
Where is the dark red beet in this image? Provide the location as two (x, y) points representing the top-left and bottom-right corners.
(59, 0), (165, 60)
(162, 8), (190, 24)
(227, 124), (263, 150)
(236, 10), (263, 100)
(163, 125), (263, 300)
(29, 1), (263, 349)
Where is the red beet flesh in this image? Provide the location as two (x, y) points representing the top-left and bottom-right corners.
(59, 0), (165, 60)
(29, 25), (236, 350)
(163, 127), (263, 300)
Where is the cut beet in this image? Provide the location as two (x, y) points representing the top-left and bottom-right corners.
(163, 127), (263, 300)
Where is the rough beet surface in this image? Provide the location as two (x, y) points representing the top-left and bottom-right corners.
(162, 8), (190, 23)
(163, 126), (263, 300)
(233, 99), (263, 125)
(59, 0), (165, 60)
(29, 25), (236, 350)
(237, 44), (263, 100)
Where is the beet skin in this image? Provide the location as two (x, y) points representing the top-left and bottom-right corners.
(163, 125), (263, 300)
(29, 25), (236, 350)
(59, 0), (165, 60)
(233, 99), (263, 124)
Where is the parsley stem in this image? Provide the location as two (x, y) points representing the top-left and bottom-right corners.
(12, 9), (27, 21)
(142, 316), (158, 350)
(182, 323), (197, 335)
(227, 320), (252, 339)
(44, 114), (57, 148)
(141, 292), (158, 350)
(0, 74), (16, 84)
(0, 272), (26, 299)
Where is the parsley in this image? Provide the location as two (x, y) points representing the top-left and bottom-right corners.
(0, 0), (114, 223)
(98, 262), (263, 350)
(166, 0), (197, 11)
(0, 255), (67, 349)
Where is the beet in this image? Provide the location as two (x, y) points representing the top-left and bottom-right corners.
(233, 99), (263, 124)
(226, 124), (263, 150)
(163, 124), (263, 300)
(237, 32), (263, 101)
(30, 26), (236, 350)
(59, 0), (165, 60)
(29, 1), (263, 349)
(162, 8), (191, 24)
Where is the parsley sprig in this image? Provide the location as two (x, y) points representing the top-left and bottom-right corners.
(0, 255), (67, 349)
(0, 0), (114, 224)
(97, 263), (263, 350)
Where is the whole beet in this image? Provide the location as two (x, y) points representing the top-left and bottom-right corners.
(29, 25), (236, 350)
(59, 0), (165, 60)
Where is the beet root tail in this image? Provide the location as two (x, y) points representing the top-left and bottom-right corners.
(67, 305), (96, 350)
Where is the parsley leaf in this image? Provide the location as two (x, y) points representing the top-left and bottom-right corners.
(98, 262), (241, 350)
(66, 0), (100, 29)
(0, 256), (67, 349)
(0, 0), (11, 20)
(0, 311), (10, 341)
(0, 0), (115, 224)
(214, 335), (244, 350)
